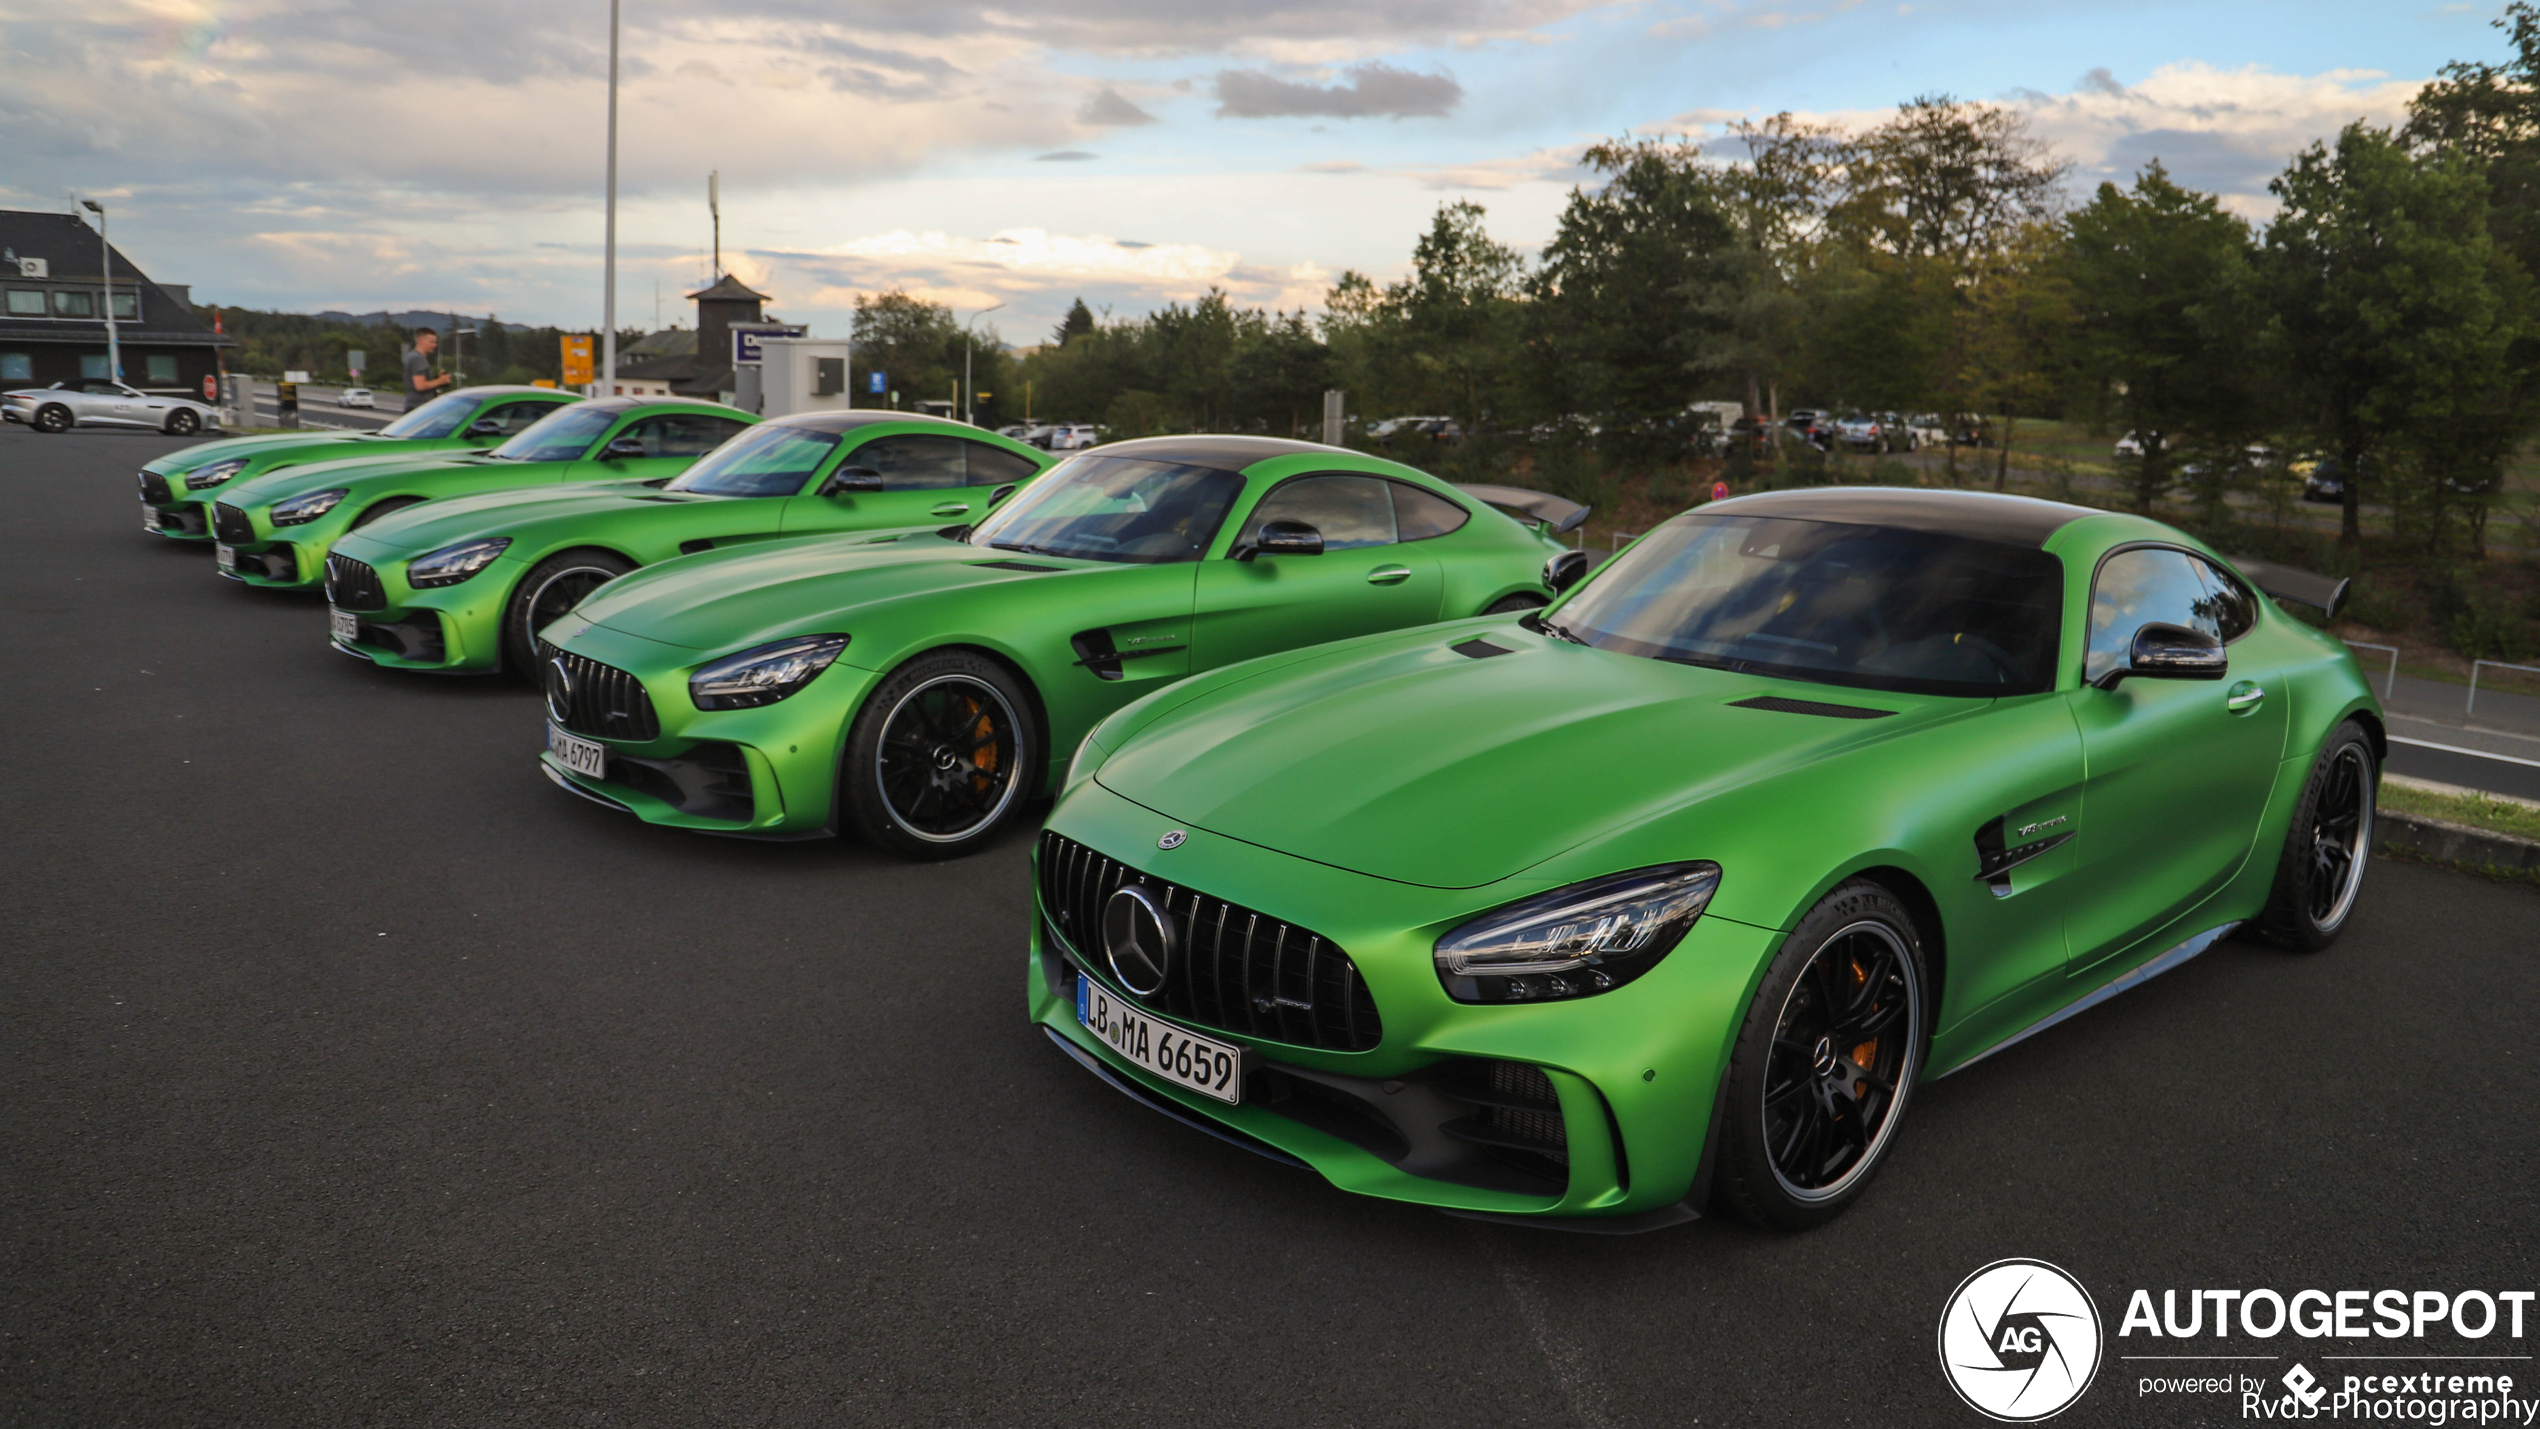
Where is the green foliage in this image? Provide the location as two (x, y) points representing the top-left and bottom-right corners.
(199, 306), (576, 385)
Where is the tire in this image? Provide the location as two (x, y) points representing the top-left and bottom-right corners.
(32, 404), (70, 434)
(1483, 592), (1548, 615)
(500, 549), (634, 678)
(2255, 720), (2376, 952)
(164, 409), (201, 436)
(350, 496), (425, 530)
(840, 650), (1040, 860)
(1712, 878), (1927, 1231)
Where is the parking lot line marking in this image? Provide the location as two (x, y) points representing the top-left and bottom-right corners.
(2389, 736), (2540, 769)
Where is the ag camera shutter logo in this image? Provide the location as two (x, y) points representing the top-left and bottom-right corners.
(1939, 1259), (2103, 1421)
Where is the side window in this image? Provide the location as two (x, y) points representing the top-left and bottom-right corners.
(54, 291), (94, 318)
(145, 354), (178, 384)
(2087, 547), (2240, 684)
(1241, 474), (1396, 550)
(1390, 481), (1470, 541)
(617, 413), (732, 457)
(4, 290), (44, 316)
(0, 354), (29, 381)
(708, 417), (752, 448)
(962, 441), (1040, 488)
(854, 435), (967, 491)
(484, 400), (561, 436)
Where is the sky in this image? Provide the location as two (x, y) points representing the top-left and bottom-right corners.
(0, 0), (2501, 347)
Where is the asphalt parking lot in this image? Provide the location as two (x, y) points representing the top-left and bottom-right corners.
(6, 429), (2537, 1427)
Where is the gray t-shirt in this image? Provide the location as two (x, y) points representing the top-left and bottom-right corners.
(404, 349), (435, 410)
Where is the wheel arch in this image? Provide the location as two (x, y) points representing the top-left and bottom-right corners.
(828, 640), (1053, 841)
(1843, 863), (1950, 1036)
(36, 401), (73, 428)
(350, 493), (429, 529)
(926, 641), (1054, 787)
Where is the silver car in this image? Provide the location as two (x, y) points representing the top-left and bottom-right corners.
(2, 380), (223, 436)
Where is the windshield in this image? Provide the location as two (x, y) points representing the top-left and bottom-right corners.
(377, 392), (482, 439)
(665, 423), (841, 496)
(1551, 513), (2064, 697)
(489, 404), (619, 462)
(967, 454), (1243, 564)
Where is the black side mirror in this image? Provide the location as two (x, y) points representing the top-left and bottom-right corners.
(1543, 549), (1591, 594)
(1239, 519), (1324, 560)
(985, 483), (1017, 509)
(823, 466), (885, 495)
(464, 417), (504, 438)
(600, 435), (648, 460)
(2097, 621), (2227, 690)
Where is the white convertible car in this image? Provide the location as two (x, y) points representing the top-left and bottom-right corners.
(2, 381), (224, 435)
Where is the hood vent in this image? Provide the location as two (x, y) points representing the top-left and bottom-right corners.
(1450, 637), (1514, 660)
(974, 559), (1064, 572)
(1728, 695), (1895, 720)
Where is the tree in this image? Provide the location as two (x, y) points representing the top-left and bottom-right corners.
(850, 290), (959, 410)
(2407, 2), (2540, 280)
(2265, 125), (2531, 550)
(2063, 163), (2258, 514)
(1962, 221), (2078, 490)
(1827, 96), (2069, 269)
(1695, 114), (1845, 421)
(1051, 297), (1095, 347)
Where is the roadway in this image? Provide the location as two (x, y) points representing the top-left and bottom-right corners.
(4, 428), (2536, 1427)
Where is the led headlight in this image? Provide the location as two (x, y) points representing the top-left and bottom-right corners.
(1434, 862), (1720, 1004)
(406, 536), (512, 588)
(269, 488), (348, 526)
(184, 458), (249, 490)
(688, 634), (850, 710)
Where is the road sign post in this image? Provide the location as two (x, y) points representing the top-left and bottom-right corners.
(560, 334), (595, 391)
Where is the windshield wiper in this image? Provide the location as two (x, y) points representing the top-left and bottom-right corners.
(988, 540), (1063, 557)
(1523, 611), (1590, 645)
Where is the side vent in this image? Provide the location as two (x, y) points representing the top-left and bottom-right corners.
(1071, 629), (1124, 681)
(1728, 695), (1895, 720)
(677, 539), (715, 555)
(1450, 637), (1514, 660)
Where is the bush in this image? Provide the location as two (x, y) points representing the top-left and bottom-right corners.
(2447, 588), (2534, 661)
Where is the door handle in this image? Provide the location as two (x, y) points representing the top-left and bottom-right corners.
(930, 502), (972, 517)
(1366, 564), (1412, 585)
(2226, 680), (2266, 714)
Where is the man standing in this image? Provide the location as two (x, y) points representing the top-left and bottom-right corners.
(403, 329), (453, 411)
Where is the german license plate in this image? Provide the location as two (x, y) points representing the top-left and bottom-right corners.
(328, 607), (359, 643)
(1077, 977), (1242, 1104)
(214, 542), (237, 570)
(142, 506), (162, 532)
(548, 721), (608, 779)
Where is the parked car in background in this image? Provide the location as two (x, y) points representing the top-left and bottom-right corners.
(1833, 413), (1915, 453)
(2113, 431), (2147, 459)
(2304, 456), (2359, 504)
(4, 380), (223, 436)
(1953, 416), (1993, 448)
(1046, 423), (1104, 451)
(1904, 414), (1947, 448)
(1784, 413), (1836, 451)
(340, 387), (377, 410)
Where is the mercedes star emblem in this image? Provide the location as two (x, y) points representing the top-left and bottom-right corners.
(544, 657), (577, 724)
(1158, 829), (1187, 850)
(1102, 884), (1176, 997)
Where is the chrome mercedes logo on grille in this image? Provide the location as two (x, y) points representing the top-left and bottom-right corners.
(543, 657), (576, 724)
(1103, 884), (1176, 997)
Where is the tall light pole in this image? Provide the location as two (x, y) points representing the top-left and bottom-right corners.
(961, 302), (1002, 426)
(600, 0), (621, 397)
(80, 199), (118, 383)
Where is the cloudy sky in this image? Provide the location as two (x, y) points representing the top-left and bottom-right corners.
(0, 0), (2492, 345)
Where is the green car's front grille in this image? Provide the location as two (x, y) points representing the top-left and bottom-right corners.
(538, 642), (660, 742)
(323, 554), (386, 611)
(138, 470), (170, 504)
(212, 503), (254, 544)
(1038, 831), (1383, 1053)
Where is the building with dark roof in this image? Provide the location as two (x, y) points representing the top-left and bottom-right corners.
(611, 273), (771, 402)
(0, 209), (232, 397)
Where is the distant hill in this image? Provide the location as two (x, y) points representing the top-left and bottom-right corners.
(310, 310), (539, 333)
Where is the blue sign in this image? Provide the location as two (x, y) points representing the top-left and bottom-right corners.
(868, 371), (886, 394)
(729, 324), (807, 366)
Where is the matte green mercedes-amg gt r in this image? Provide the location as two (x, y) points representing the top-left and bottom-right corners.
(137, 386), (581, 540)
(208, 397), (754, 591)
(530, 435), (1585, 854)
(321, 412), (1051, 676)
(1030, 487), (2379, 1231)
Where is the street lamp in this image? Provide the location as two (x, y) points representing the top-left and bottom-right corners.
(961, 302), (1003, 426)
(600, 0), (621, 396)
(80, 199), (118, 383)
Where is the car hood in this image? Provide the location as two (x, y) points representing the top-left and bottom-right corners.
(309, 468), (639, 549)
(1093, 625), (1976, 889)
(145, 430), (352, 473)
(224, 450), (520, 508)
(577, 534), (1098, 651)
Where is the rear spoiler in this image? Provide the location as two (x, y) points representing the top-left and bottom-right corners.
(1456, 483), (1592, 535)
(2228, 555), (2349, 619)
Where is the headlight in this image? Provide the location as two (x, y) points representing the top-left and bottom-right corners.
(688, 634), (850, 710)
(406, 537), (512, 588)
(1434, 862), (1720, 1004)
(269, 488), (348, 526)
(184, 458), (249, 490)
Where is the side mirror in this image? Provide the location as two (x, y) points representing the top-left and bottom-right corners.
(985, 483), (1017, 509)
(2097, 622), (2227, 690)
(1543, 549), (1590, 594)
(464, 417), (504, 438)
(823, 466), (885, 495)
(1239, 519), (1324, 560)
(600, 435), (648, 460)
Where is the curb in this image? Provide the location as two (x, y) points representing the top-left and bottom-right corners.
(2377, 809), (2540, 886)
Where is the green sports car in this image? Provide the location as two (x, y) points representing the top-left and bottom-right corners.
(138, 385), (581, 540)
(209, 397), (755, 591)
(529, 435), (1584, 853)
(1030, 487), (2379, 1231)
(321, 412), (1051, 677)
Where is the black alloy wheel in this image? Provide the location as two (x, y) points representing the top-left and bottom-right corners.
(501, 549), (636, 677)
(165, 409), (201, 436)
(842, 651), (1040, 859)
(1714, 878), (1925, 1231)
(33, 404), (70, 434)
(2258, 720), (2376, 951)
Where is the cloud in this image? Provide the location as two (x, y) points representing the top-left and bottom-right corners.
(1076, 88), (1157, 126)
(1034, 150), (1101, 162)
(1297, 160), (1369, 172)
(1214, 62), (1462, 119)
